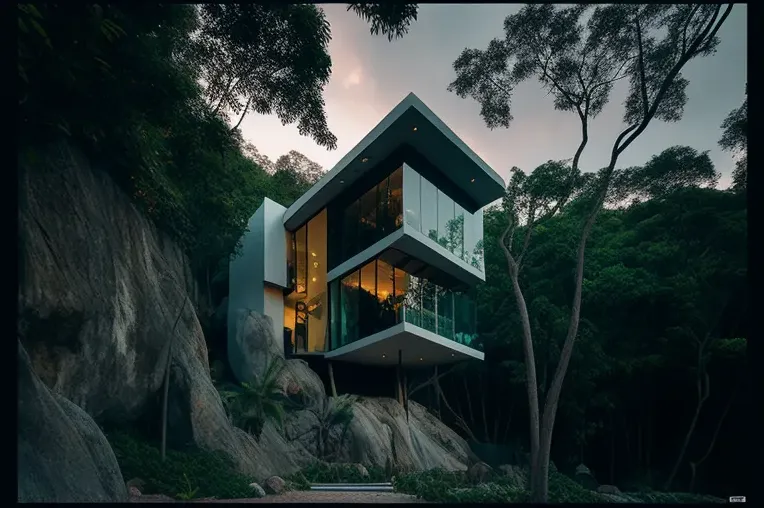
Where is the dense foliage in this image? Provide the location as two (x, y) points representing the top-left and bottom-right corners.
(108, 430), (256, 500)
(393, 468), (724, 504)
(415, 184), (746, 496)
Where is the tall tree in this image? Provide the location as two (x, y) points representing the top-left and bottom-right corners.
(449, 4), (734, 502)
(718, 86), (747, 191)
(189, 4), (419, 148)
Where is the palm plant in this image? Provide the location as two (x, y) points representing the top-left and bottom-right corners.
(218, 356), (288, 440)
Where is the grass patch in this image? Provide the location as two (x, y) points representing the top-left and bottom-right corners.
(108, 430), (257, 500)
(393, 468), (725, 504)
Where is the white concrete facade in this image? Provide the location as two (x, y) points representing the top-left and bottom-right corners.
(228, 198), (288, 358)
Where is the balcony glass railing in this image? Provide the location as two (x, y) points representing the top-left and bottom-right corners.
(329, 257), (478, 351)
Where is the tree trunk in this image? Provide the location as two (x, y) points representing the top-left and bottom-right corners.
(689, 375), (740, 492)
(463, 376), (476, 426)
(161, 296), (188, 461)
(481, 372), (490, 442)
(665, 339), (710, 491)
(328, 361), (338, 397)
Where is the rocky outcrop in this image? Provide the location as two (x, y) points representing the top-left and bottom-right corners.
(17, 141), (304, 482)
(17, 140), (477, 491)
(18, 340), (128, 502)
(287, 396), (476, 471)
(228, 309), (326, 405)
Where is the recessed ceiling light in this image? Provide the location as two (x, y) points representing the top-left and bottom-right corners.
(311, 277), (317, 282)
(419, 357), (423, 361)
(361, 157), (369, 163)
(451, 353), (455, 357)
(412, 126), (418, 132)
(470, 178), (475, 183)
(339, 180), (344, 184)
(382, 353), (386, 358)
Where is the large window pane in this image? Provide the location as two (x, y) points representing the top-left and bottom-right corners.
(376, 176), (391, 238)
(472, 211), (484, 271)
(388, 166), (403, 230)
(377, 260), (395, 332)
(437, 287), (454, 340)
(421, 280), (436, 333)
(421, 178), (438, 241)
(329, 279), (340, 350)
(340, 270), (359, 346)
(295, 224), (307, 295)
(306, 209), (327, 352)
(359, 260), (378, 339)
(452, 203), (465, 260)
(463, 209), (479, 268)
(393, 267), (407, 324)
(437, 190), (454, 250)
(403, 275), (422, 328)
(342, 200), (359, 260)
(359, 186), (378, 250)
(403, 164), (421, 231)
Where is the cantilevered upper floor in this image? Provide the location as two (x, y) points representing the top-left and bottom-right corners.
(229, 93), (505, 371)
(283, 93), (505, 287)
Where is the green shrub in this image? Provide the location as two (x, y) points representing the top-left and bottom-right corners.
(628, 492), (725, 504)
(108, 430), (255, 499)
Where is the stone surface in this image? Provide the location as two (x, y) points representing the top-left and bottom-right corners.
(263, 476), (287, 495)
(498, 464), (528, 490)
(228, 309), (326, 406)
(339, 398), (477, 471)
(128, 486), (142, 497)
(468, 461), (493, 484)
(574, 463), (599, 491)
(18, 340), (128, 502)
(248, 483), (266, 498)
(17, 141), (304, 482)
(598, 484), (622, 495)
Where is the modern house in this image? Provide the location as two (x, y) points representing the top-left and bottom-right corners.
(228, 92), (505, 396)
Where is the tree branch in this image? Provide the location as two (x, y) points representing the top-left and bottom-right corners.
(231, 95), (253, 131)
(634, 16), (650, 119)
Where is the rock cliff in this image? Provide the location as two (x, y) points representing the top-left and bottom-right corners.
(17, 140), (474, 501)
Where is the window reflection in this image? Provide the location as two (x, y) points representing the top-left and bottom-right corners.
(340, 270), (359, 346)
(329, 257), (478, 350)
(334, 167), (405, 268)
(421, 178), (438, 242)
(452, 204), (465, 260)
(403, 164), (420, 231)
(437, 189), (454, 250)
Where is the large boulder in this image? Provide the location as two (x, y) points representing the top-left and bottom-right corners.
(228, 309), (326, 406)
(574, 463), (600, 491)
(331, 398), (475, 471)
(18, 340), (128, 502)
(17, 141), (306, 482)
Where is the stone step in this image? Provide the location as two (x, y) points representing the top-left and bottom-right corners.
(310, 484), (394, 492)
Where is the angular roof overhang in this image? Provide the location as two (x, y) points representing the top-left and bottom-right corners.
(283, 92), (506, 231)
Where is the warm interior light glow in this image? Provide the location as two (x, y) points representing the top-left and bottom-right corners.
(311, 252), (317, 257)
(412, 126), (418, 131)
(313, 262), (319, 268)
(311, 277), (317, 282)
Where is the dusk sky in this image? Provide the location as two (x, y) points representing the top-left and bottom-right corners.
(239, 4), (747, 189)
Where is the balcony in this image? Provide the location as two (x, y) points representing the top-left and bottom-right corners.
(325, 255), (482, 366)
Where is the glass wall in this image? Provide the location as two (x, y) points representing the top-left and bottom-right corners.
(284, 210), (328, 354)
(403, 164), (420, 231)
(331, 257), (478, 350)
(335, 166), (404, 267)
(402, 164), (484, 272)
